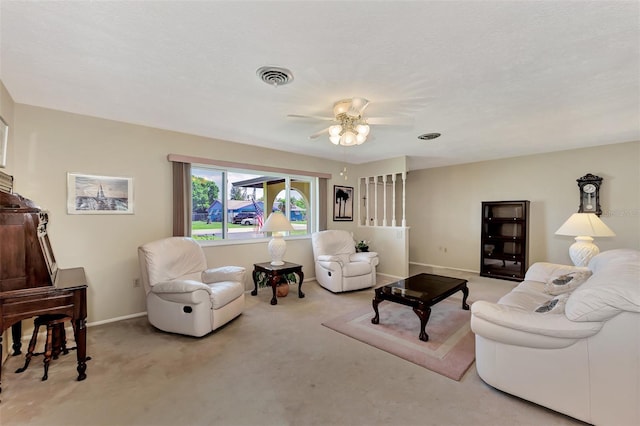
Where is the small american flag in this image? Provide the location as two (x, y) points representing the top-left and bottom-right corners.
(251, 198), (264, 229)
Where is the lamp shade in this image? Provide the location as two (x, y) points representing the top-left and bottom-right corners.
(555, 213), (615, 267)
(555, 213), (615, 237)
(260, 211), (294, 233)
(260, 211), (294, 266)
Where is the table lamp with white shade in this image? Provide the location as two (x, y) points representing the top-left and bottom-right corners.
(555, 213), (615, 267)
(260, 211), (294, 266)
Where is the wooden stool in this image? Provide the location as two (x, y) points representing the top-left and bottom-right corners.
(15, 314), (74, 381)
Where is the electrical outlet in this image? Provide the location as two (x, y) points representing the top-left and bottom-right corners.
(133, 278), (140, 287)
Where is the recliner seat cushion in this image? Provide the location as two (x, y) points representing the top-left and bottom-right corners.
(209, 281), (245, 309)
(341, 261), (374, 277)
(202, 266), (245, 284)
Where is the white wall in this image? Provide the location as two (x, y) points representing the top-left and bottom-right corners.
(406, 141), (640, 271)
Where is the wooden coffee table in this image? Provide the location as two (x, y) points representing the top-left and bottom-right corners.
(371, 273), (469, 342)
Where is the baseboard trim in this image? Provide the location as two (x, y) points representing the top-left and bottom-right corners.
(409, 261), (479, 275)
(377, 272), (404, 280)
(88, 312), (147, 327)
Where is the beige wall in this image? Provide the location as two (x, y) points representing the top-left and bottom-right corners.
(0, 81), (14, 169)
(10, 103), (355, 324)
(3, 80), (638, 325)
(352, 158), (410, 277)
(326, 157), (411, 278)
(406, 141), (640, 271)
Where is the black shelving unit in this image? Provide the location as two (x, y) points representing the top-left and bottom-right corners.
(480, 200), (530, 281)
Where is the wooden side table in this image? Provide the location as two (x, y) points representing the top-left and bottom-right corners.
(251, 261), (304, 305)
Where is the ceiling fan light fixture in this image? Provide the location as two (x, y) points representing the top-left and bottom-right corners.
(291, 97), (375, 146)
(333, 100), (351, 116)
(342, 131), (357, 146)
(356, 124), (370, 137)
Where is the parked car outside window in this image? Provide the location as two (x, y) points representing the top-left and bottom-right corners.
(233, 212), (257, 225)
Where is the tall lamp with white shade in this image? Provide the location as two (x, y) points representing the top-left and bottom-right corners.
(555, 213), (616, 267)
(260, 211), (294, 266)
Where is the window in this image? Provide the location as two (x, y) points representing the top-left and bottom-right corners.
(190, 165), (315, 242)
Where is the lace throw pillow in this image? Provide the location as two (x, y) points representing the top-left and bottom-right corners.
(544, 271), (592, 295)
(535, 293), (570, 314)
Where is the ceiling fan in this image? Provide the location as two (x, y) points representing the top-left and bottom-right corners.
(288, 97), (409, 146)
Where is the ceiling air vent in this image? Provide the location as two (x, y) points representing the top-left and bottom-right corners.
(418, 133), (441, 140)
(256, 66), (294, 87)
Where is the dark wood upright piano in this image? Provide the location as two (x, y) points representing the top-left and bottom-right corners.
(0, 175), (88, 394)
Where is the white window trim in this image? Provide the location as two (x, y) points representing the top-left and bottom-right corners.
(188, 161), (319, 244)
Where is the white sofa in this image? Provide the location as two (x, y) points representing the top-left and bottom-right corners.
(138, 237), (245, 337)
(311, 230), (379, 293)
(471, 249), (640, 426)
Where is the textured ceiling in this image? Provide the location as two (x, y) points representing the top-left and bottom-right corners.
(1, 1), (638, 170)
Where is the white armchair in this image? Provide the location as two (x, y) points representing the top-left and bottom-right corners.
(138, 237), (245, 337)
(311, 230), (379, 293)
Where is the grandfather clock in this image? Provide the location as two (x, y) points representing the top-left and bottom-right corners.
(577, 173), (603, 216)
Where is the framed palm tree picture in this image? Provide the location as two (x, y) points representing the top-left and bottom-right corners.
(333, 185), (353, 221)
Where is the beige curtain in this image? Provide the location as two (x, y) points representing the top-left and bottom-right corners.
(319, 178), (327, 231)
(172, 162), (191, 236)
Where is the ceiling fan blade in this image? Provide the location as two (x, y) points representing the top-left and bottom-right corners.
(348, 97), (370, 116)
(367, 116), (414, 126)
(287, 114), (335, 121)
(367, 97), (434, 115)
(309, 127), (330, 139)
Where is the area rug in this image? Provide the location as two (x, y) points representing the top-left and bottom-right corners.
(322, 299), (475, 381)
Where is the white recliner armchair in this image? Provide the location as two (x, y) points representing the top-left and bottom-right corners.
(311, 230), (379, 293)
(138, 237), (245, 337)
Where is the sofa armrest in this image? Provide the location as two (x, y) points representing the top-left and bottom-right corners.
(471, 301), (603, 349)
(202, 266), (245, 284)
(524, 262), (590, 283)
(317, 255), (343, 265)
(151, 279), (212, 294)
(350, 252), (379, 265)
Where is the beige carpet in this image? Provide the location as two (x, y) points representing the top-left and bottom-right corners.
(323, 299), (475, 380)
(0, 268), (587, 426)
